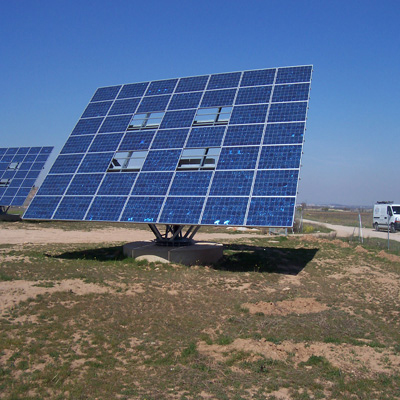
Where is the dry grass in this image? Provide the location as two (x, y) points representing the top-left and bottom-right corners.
(1, 222), (400, 399)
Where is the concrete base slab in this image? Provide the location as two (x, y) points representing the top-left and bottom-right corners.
(123, 240), (223, 265)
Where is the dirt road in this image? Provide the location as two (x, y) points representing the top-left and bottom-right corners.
(1, 220), (399, 245)
(303, 219), (400, 242)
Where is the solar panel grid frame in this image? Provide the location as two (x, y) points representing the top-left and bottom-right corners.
(0, 146), (53, 207)
(24, 65), (312, 227)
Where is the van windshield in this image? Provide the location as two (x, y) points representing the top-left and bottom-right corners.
(392, 206), (400, 214)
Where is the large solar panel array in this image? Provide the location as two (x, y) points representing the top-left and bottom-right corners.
(0, 147), (53, 207)
(24, 66), (312, 227)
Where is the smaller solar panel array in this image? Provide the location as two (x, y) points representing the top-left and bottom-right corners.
(0, 147), (53, 207)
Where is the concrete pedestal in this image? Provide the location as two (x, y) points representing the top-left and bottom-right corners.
(123, 240), (223, 265)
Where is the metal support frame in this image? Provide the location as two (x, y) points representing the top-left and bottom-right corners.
(148, 224), (200, 246)
(0, 206), (10, 215)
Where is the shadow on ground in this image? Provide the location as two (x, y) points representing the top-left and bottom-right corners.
(213, 243), (319, 275)
(47, 242), (318, 275)
(47, 246), (125, 262)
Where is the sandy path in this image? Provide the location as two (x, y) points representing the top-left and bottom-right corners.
(303, 219), (400, 242)
(1, 220), (398, 246)
(0, 226), (260, 245)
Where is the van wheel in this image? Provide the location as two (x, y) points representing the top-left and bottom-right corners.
(374, 223), (379, 231)
(390, 223), (396, 233)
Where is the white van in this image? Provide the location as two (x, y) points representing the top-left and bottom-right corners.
(373, 202), (400, 232)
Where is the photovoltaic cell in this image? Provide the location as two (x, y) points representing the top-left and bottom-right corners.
(151, 129), (189, 149)
(210, 171), (254, 196)
(241, 69), (276, 87)
(168, 92), (202, 110)
(82, 101), (112, 118)
(98, 173), (137, 195)
(268, 102), (308, 122)
(0, 146), (53, 207)
(66, 174), (103, 195)
(186, 126), (225, 148)
(160, 197), (204, 224)
(146, 79), (178, 96)
(118, 82), (149, 99)
(160, 110), (196, 129)
(72, 118), (103, 136)
(258, 145), (302, 169)
(253, 170), (299, 196)
(175, 76), (208, 93)
(99, 115), (132, 133)
(263, 123), (305, 145)
(131, 172), (172, 195)
(138, 95), (171, 112)
(91, 86), (121, 102)
(61, 136), (94, 154)
(109, 98), (140, 115)
(24, 65), (312, 227)
(201, 89), (236, 107)
(169, 171), (212, 196)
(217, 147), (259, 170)
(223, 125), (264, 146)
(88, 133), (123, 152)
(54, 196), (92, 220)
(202, 197), (248, 226)
(235, 86), (272, 105)
(119, 131), (155, 151)
(86, 196), (127, 221)
(230, 104), (269, 124)
(121, 197), (163, 223)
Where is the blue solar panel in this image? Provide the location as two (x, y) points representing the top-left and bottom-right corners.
(230, 104), (269, 124)
(168, 92), (202, 110)
(223, 125), (264, 146)
(160, 110), (197, 129)
(119, 131), (155, 151)
(138, 95), (171, 112)
(24, 65), (312, 227)
(151, 129), (189, 149)
(98, 173), (137, 195)
(109, 98), (140, 115)
(236, 86), (272, 105)
(210, 171), (254, 196)
(186, 126), (225, 147)
(86, 196), (127, 221)
(131, 172), (172, 195)
(169, 171), (212, 196)
(175, 76), (208, 93)
(202, 197), (248, 226)
(160, 197), (204, 224)
(66, 174), (103, 195)
(241, 69), (276, 87)
(91, 86), (121, 102)
(54, 196), (92, 220)
(201, 89), (236, 107)
(99, 115), (132, 133)
(88, 133), (124, 152)
(118, 82), (149, 99)
(82, 101), (113, 118)
(72, 118), (103, 136)
(146, 79), (178, 96)
(0, 146), (53, 207)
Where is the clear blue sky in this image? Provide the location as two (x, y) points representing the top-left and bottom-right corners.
(1, 0), (399, 206)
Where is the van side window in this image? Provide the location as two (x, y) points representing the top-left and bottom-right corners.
(387, 206), (393, 216)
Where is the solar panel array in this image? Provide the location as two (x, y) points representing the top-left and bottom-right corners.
(0, 147), (53, 207)
(24, 66), (312, 227)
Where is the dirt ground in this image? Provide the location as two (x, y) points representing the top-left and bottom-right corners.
(1, 223), (400, 398)
(0, 225), (258, 245)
